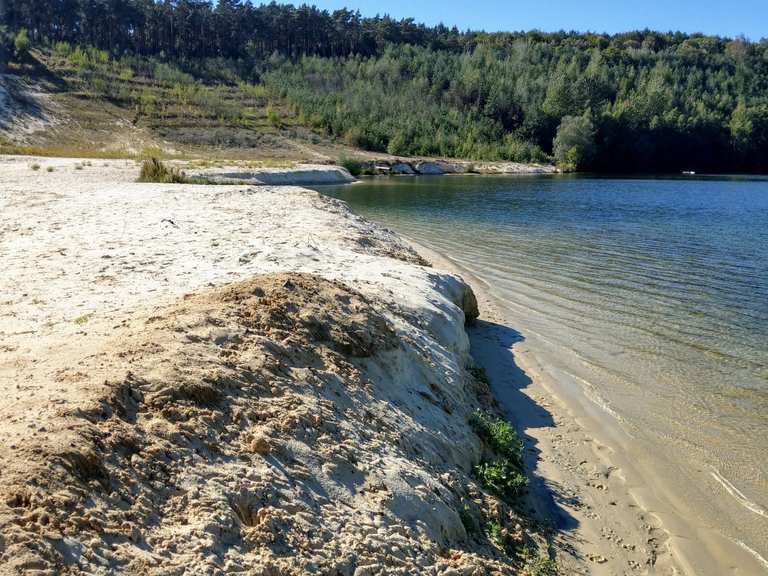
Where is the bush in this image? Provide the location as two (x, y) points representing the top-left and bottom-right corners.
(338, 154), (363, 177)
(487, 521), (505, 547)
(526, 556), (557, 576)
(138, 157), (186, 183)
(519, 546), (557, 576)
(470, 410), (524, 467)
(53, 41), (72, 58)
(266, 103), (281, 127)
(13, 29), (30, 59)
(553, 115), (596, 171)
(471, 410), (528, 501)
(153, 62), (194, 85)
(475, 460), (528, 500)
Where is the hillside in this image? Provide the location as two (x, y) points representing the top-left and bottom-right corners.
(2, 1), (767, 172)
(0, 48), (357, 162)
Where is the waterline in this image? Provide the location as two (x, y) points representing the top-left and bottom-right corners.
(317, 174), (768, 573)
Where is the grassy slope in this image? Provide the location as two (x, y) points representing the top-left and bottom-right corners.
(0, 49), (366, 162)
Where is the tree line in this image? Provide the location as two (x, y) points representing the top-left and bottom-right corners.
(2, 1), (767, 172)
(1, 1), (466, 61)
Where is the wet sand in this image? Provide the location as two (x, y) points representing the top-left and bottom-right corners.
(410, 241), (768, 576)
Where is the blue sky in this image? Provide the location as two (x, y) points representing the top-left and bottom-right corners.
(290, 0), (766, 40)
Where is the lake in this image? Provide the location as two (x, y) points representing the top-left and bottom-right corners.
(316, 174), (768, 572)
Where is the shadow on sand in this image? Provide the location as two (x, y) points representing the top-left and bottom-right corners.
(468, 319), (581, 544)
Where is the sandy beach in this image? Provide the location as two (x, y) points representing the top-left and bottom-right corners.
(0, 155), (548, 574)
(0, 154), (751, 575)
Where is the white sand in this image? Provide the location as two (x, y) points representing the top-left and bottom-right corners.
(0, 155), (550, 574)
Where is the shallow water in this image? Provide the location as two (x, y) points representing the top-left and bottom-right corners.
(317, 174), (768, 571)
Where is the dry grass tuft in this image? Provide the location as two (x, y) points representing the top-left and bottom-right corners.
(137, 157), (187, 183)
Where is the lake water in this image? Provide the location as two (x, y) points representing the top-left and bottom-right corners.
(317, 174), (768, 572)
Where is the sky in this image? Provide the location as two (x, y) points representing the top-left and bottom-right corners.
(291, 0), (767, 40)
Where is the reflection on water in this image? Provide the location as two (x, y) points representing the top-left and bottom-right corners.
(316, 174), (768, 565)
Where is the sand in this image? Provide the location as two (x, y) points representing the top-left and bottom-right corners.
(0, 154), (724, 575)
(0, 155), (550, 574)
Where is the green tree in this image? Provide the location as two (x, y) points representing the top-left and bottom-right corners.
(13, 28), (30, 59)
(553, 115), (597, 171)
(730, 102), (768, 171)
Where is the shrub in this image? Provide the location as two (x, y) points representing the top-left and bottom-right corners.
(153, 62), (194, 85)
(138, 157), (185, 183)
(526, 556), (557, 576)
(13, 29), (30, 59)
(30, 163), (40, 170)
(338, 154), (363, 176)
(471, 410), (528, 501)
(238, 82), (266, 99)
(53, 41), (72, 58)
(470, 410), (524, 467)
(487, 521), (505, 547)
(503, 134), (549, 164)
(46, 166), (55, 172)
(519, 546), (557, 576)
(475, 460), (528, 500)
(266, 103), (281, 127)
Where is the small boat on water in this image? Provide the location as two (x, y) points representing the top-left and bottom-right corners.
(682, 170), (696, 175)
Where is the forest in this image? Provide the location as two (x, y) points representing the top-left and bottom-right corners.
(2, 1), (768, 172)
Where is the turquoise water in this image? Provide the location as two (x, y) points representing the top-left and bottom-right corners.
(317, 174), (768, 570)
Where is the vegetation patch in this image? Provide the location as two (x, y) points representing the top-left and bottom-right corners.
(338, 154), (364, 177)
(470, 410), (528, 501)
(137, 157), (217, 185)
(519, 545), (558, 576)
(73, 313), (92, 325)
(138, 157), (187, 183)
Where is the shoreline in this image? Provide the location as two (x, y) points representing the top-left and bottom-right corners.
(1, 156), (764, 574)
(402, 240), (678, 574)
(403, 237), (768, 575)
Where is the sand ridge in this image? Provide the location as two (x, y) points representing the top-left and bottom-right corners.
(0, 157), (547, 574)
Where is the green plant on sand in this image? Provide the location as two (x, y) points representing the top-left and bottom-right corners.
(137, 157), (187, 183)
(475, 460), (528, 500)
(470, 410), (528, 500)
(519, 545), (557, 576)
(487, 521), (505, 547)
(470, 410), (525, 465)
